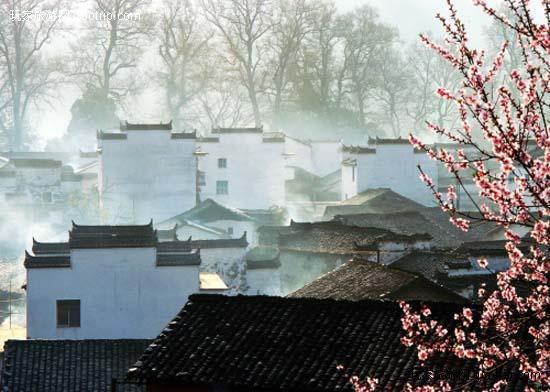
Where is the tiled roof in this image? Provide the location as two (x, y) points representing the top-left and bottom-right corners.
(288, 259), (468, 303)
(212, 126), (263, 134)
(168, 198), (254, 224)
(325, 189), (424, 218)
(156, 239), (192, 252)
(24, 251), (70, 268)
(389, 250), (454, 281)
(156, 224), (179, 241)
(334, 209), (497, 249)
(418, 208), (502, 247)
(10, 158), (62, 168)
(121, 121), (172, 131)
(277, 220), (430, 254)
(32, 239), (69, 254)
(246, 247), (281, 269)
(341, 145), (376, 154)
(126, 294), (527, 391)
(190, 232), (248, 249)
(1, 339), (150, 392)
(69, 221), (158, 249)
(28, 222), (205, 269)
(456, 239), (530, 256)
(197, 136), (220, 142)
(241, 207), (287, 226)
(262, 132), (285, 142)
(368, 137), (411, 145)
(170, 131), (196, 139)
(156, 250), (201, 266)
(97, 131), (127, 140)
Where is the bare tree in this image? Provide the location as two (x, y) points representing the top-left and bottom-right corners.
(71, 0), (152, 100)
(339, 5), (397, 127)
(198, 79), (249, 129)
(0, 0), (66, 149)
(201, 0), (272, 126)
(267, 0), (315, 123)
(156, 0), (210, 129)
(309, 1), (340, 112)
(371, 47), (410, 137)
(406, 38), (461, 135)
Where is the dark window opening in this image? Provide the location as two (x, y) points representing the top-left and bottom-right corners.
(216, 180), (228, 195)
(218, 158), (227, 168)
(57, 300), (80, 328)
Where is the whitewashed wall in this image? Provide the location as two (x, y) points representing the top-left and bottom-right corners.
(341, 163), (358, 200)
(247, 268), (281, 296)
(175, 224), (224, 240)
(99, 131), (196, 223)
(357, 144), (438, 206)
(311, 141), (342, 177)
(26, 247), (199, 339)
(284, 137), (312, 173)
(207, 220), (258, 246)
(198, 134), (286, 209)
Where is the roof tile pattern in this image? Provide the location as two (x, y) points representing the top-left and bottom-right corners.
(2, 339), (151, 392)
(288, 259), (468, 303)
(127, 295), (526, 391)
(277, 221), (430, 254)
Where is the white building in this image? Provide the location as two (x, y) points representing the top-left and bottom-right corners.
(25, 221), (203, 339)
(342, 138), (438, 206)
(159, 198), (260, 245)
(196, 128), (343, 210)
(98, 121), (196, 223)
(246, 247), (282, 295)
(196, 127), (286, 209)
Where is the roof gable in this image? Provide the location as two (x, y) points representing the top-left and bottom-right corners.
(325, 189), (424, 218)
(172, 199), (254, 223)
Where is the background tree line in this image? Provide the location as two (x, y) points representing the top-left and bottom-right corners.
(0, 0), (512, 150)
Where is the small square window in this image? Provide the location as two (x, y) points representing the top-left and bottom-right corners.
(216, 180), (228, 195)
(218, 158), (227, 168)
(57, 300), (80, 328)
(227, 227), (234, 235)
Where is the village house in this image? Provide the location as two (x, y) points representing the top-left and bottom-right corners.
(388, 237), (531, 301)
(196, 127), (287, 210)
(98, 121), (197, 223)
(331, 208), (504, 248)
(124, 294), (526, 391)
(288, 258), (469, 303)
(196, 127), (342, 213)
(341, 137), (438, 206)
(159, 198), (260, 245)
(256, 219), (431, 294)
(0, 156), (87, 227)
(25, 221), (207, 339)
(323, 188), (425, 219)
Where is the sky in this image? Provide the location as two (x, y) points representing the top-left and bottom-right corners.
(33, 0), (497, 145)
